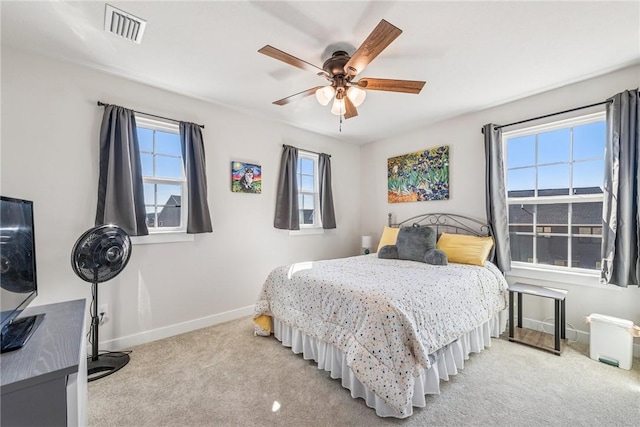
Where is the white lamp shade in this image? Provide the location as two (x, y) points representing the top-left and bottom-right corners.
(347, 86), (367, 107)
(331, 97), (346, 115)
(315, 86), (335, 106)
(361, 235), (372, 248)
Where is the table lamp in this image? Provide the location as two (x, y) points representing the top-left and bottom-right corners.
(361, 235), (373, 255)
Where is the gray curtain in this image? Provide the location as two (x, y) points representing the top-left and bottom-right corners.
(96, 105), (148, 236)
(483, 123), (512, 272)
(179, 122), (213, 234)
(274, 145), (299, 230)
(601, 89), (640, 287)
(318, 153), (336, 229)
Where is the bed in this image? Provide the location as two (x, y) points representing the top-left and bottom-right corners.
(253, 213), (509, 418)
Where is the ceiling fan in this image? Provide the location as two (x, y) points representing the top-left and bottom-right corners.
(258, 19), (426, 120)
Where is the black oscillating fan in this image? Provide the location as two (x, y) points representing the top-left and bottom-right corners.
(71, 224), (132, 382)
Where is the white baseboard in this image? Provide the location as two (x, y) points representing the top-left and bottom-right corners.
(518, 317), (640, 358)
(91, 310), (640, 360)
(95, 305), (255, 352)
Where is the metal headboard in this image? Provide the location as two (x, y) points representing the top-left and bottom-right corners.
(388, 212), (495, 261)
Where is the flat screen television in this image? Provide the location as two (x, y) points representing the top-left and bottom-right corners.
(0, 195), (44, 352)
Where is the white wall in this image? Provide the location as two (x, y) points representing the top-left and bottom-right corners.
(1, 48), (361, 348)
(3, 45), (638, 352)
(360, 65), (640, 345)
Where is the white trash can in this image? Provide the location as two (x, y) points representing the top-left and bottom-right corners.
(588, 313), (634, 370)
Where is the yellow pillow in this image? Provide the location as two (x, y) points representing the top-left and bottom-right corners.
(377, 226), (400, 252)
(436, 232), (494, 266)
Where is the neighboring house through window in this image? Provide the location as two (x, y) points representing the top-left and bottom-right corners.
(504, 112), (605, 272)
(297, 152), (322, 228)
(136, 116), (188, 234)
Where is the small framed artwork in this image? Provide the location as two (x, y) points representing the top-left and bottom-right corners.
(231, 161), (262, 194)
(387, 145), (449, 203)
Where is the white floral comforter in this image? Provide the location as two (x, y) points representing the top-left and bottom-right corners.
(253, 254), (508, 416)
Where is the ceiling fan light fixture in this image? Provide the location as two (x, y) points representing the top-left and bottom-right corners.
(331, 97), (346, 116)
(315, 85), (335, 106)
(347, 86), (367, 107)
(259, 20), (426, 121)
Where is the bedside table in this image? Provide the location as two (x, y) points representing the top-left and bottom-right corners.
(508, 282), (568, 355)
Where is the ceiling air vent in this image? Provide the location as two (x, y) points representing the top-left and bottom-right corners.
(104, 4), (147, 44)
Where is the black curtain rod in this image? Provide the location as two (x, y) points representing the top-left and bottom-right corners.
(283, 144), (331, 158)
(483, 99), (611, 133)
(97, 101), (205, 129)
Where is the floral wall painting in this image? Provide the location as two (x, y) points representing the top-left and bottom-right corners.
(232, 161), (262, 194)
(387, 145), (449, 203)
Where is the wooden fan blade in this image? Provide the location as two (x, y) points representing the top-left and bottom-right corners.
(344, 20), (402, 77)
(259, 45), (324, 74)
(344, 96), (358, 119)
(356, 78), (425, 94)
(273, 86), (324, 106)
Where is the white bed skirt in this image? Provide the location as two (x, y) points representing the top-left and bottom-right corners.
(272, 310), (508, 418)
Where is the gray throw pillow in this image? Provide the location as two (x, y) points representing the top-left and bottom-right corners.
(396, 226), (437, 262)
(424, 248), (448, 266)
(377, 245), (398, 259)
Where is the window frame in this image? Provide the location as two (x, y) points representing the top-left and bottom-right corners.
(289, 151), (323, 236)
(503, 111), (605, 276)
(131, 115), (193, 244)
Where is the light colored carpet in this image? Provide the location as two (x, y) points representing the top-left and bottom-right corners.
(89, 316), (640, 426)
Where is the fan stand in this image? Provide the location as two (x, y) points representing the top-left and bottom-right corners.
(87, 279), (129, 382)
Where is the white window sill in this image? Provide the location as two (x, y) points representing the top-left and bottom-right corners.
(506, 263), (616, 290)
(288, 227), (324, 236)
(130, 232), (195, 245)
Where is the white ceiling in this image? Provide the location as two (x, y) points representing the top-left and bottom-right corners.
(2, 1), (639, 144)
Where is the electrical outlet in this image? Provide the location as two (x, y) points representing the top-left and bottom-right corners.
(98, 304), (108, 324)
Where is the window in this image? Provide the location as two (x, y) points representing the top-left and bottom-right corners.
(296, 152), (322, 229)
(504, 112), (605, 272)
(136, 116), (187, 234)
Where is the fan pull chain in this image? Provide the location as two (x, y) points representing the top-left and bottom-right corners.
(339, 114), (342, 132)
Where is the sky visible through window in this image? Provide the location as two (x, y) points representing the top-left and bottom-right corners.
(506, 121), (605, 194)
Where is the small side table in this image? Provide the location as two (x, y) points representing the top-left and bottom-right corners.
(508, 282), (568, 355)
